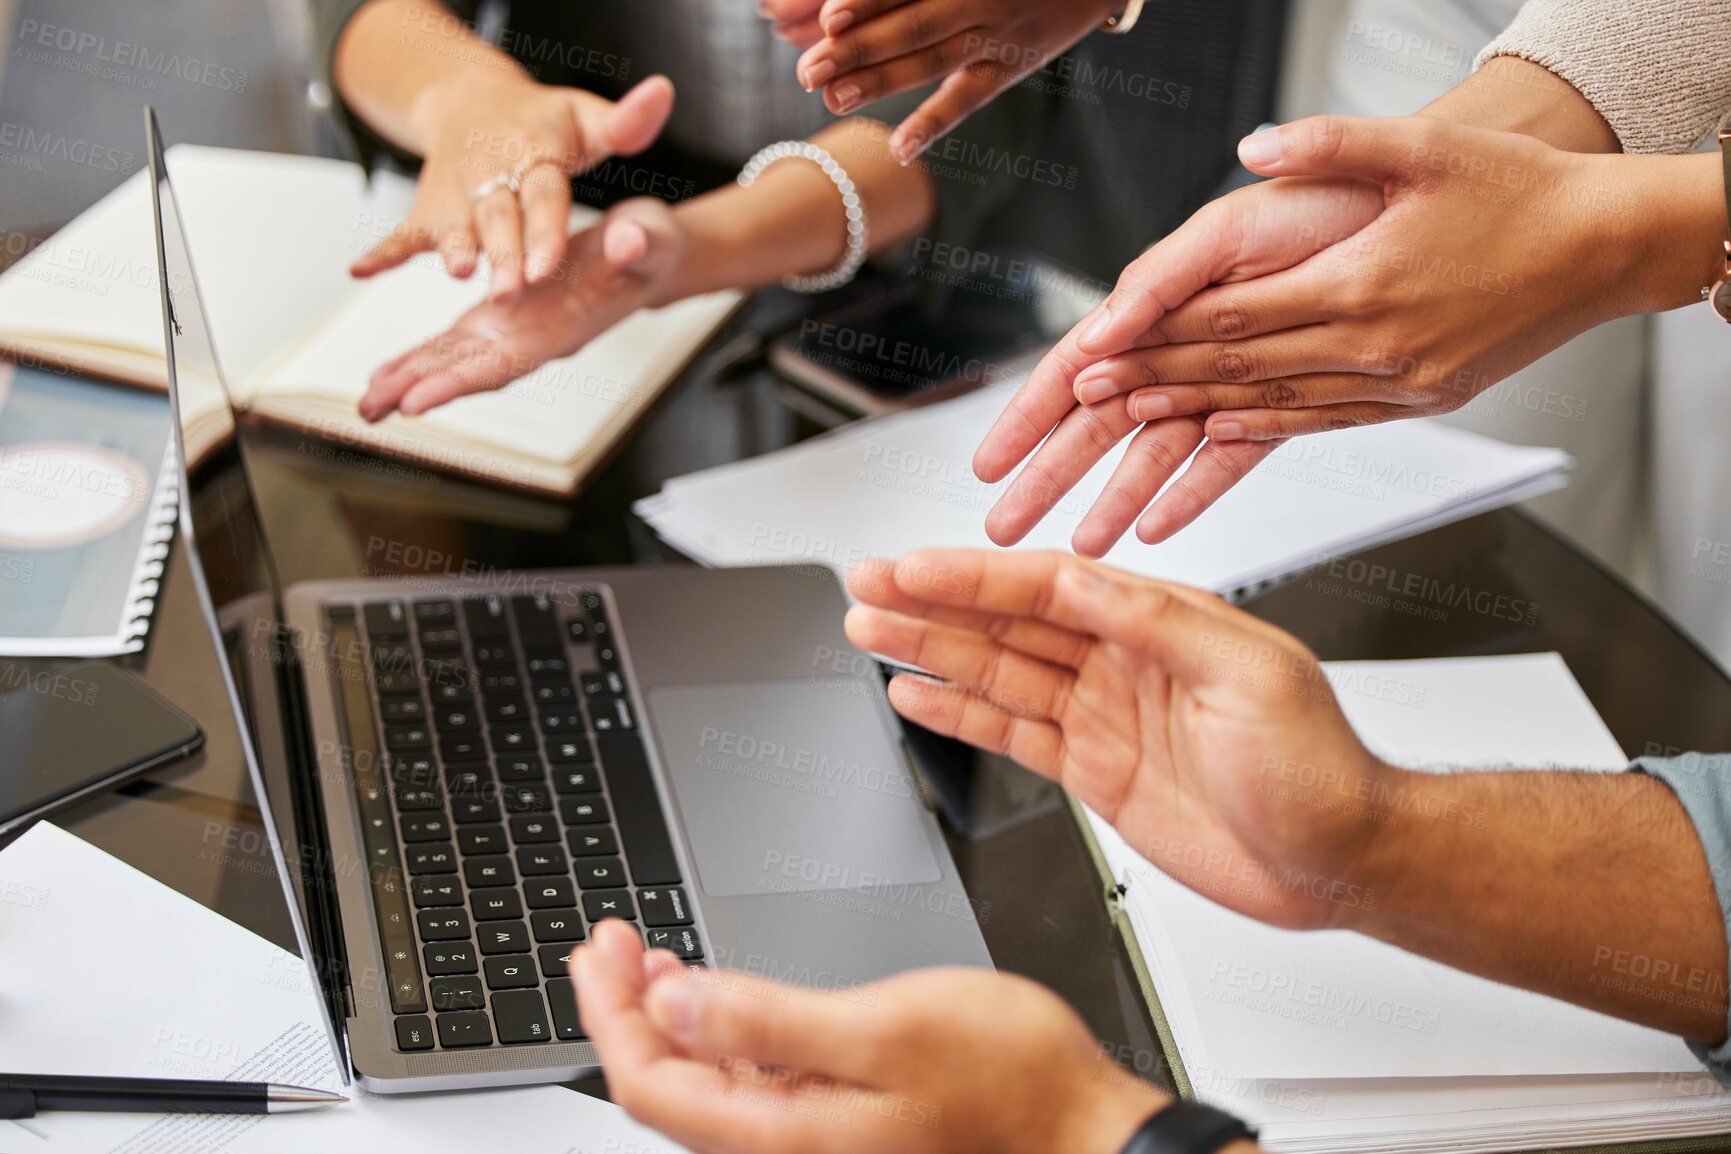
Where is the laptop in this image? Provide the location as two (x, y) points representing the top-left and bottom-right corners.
(144, 107), (990, 1093)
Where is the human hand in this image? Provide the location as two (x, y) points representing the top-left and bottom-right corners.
(573, 920), (1174, 1154)
(764, 0), (1116, 162)
(845, 550), (1397, 931)
(982, 116), (1637, 551)
(351, 73), (674, 302)
(359, 197), (683, 420)
(974, 175), (1385, 554)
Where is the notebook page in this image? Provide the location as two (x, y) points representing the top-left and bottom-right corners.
(1091, 654), (1699, 1082)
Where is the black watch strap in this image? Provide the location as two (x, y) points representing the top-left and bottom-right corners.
(1119, 1100), (1256, 1154)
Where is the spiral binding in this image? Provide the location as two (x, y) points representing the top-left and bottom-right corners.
(117, 446), (180, 653)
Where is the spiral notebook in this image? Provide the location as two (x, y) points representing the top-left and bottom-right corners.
(0, 360), (177, 656)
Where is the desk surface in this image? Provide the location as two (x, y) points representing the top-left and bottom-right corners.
(7, 293), (1731, 1100)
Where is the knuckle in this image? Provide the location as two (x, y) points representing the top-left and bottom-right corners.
(1074, 404), (1123, 454)
(1264, 379), (1302, 408)
(1211, 344), (1258, 383)
(1307, 116), (1347, 163)
(1208, 303), (1255, 340)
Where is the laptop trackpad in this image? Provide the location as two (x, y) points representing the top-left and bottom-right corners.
(646, 680), (941, 898)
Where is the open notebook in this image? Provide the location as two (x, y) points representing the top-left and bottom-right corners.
(0, 145), (740, 494)
(1081, 653), (1731, 1153)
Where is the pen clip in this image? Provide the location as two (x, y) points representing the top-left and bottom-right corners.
(0, 1089), (37, 1120)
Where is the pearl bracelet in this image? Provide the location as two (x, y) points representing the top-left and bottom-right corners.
(737, 140), (869, 294)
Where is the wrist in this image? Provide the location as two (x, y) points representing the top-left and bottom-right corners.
(1614, 152), (1727, 314)
(649, 198), (735, 307)
(406, 67), (538, 151)
(1047, 1070), (1170, 1154)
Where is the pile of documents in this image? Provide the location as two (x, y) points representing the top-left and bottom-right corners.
(1085, 654), (1731, 1152)
(636, 372), (1570, 594)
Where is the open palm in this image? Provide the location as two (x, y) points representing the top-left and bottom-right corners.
(844, 549), (1392, 930)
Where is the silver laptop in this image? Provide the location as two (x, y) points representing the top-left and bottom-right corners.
(144, 108), (990, 1094)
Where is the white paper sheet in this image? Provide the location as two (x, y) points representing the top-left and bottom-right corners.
(634, 378), (1569, 595)
(0, 823), (689, 1154)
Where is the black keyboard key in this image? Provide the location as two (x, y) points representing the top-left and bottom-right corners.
(576, 857), (626, 890)
(590, 697), (636, 732)
(474, 641), (515, 668)
(552, 765), (601, 794)
(417, 626), (464, 655)
(394, 784), (443, 812)
(478, 920), (531, 955)
(436, 1011), (492, 1048)
(456, 824), (508, 856)
(504, 784), (552, 813)
(480, 671), (522, 695)
(462, 594), (510, 638)
(464, 856), (515, 888)
(364, 600), (410, 640)
(495, 755), (545, 784)
(424, 942), (478, 976)
(527, 877), (578, 909)
(416, 909), (471, 941)
(432, 705), (481, 732)
(567, 828), (618, 857)
(532, 681), (577, 708)
(400, 813), (450, 843)
(372, 641), (416, 671)
(370, 865), (424, 1014)
(583, 889), (635, 922)
(566, 616), (593, 643)
(406, 843), (457, 874)
(412, 876), (462, 907)
(440, 733), (488, 763)
(490, 724), (536, 753)
(485, 695), (530, 723)
(646, 926), (703, 960)
(531, 908), (584, 943)
(431, 680), (472, 705)
(595, 641), (620, 668)
(445, 766), (491, 794)
(414, 599), (457, 625)
(470, 888), (523, 921)
(525, 655), (568, 677)
(385, 723), (432, 751)
(451, 796), (502, 824)
(391, 755), (439, 786)
(511, 594), (562, 648)
(517, 846), (567, 875)
(581, 670), (626, 697)
(545, 977), (584, 1040)
(395, 1015), (435, 1051)
(492, 989), (553, 1044)
(579, 591), (605, 617)
(381, 695), (426, 723)
(538, 943), (577, 978)
(429, 976), (485, 1012)
(483, 955), (539, 990)
(596, 732), (681, 884)
(538, 709), (586, 735)
(547, 738), (591, 762)
(372, 668), (422, 695)
(638, 887), (693, 927)
(509, 813), (559, 843)
(560, 796), (609, 825)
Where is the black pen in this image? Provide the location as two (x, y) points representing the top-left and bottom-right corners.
(0, 1074), (346, 1118)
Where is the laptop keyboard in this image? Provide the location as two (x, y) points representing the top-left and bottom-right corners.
(324, 588), (701, 1054)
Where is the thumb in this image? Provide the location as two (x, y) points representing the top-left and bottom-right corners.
(1237, 115), (1420, 181)
(598, 200), (678, 276)
(595, 75), (675, 157)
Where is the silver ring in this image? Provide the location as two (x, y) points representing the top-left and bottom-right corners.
(469, 168), (523, 203)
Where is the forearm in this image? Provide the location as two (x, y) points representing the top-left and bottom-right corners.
(1351, 765), (1727, 1043)
(1421, 56), (1618, 153)
(332, 0), (532, 155)
(658, 118), (935, 301)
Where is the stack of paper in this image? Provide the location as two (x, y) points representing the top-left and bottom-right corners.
(634, 365), (1570, 593)
(0, 822), (690, 1154)
(1086, 654), (1731, 1152)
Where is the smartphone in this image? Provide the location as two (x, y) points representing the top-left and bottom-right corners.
(770, 249), (1102, 417)
(0, 661), (205, 836)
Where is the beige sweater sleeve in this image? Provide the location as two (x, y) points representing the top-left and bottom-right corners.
(1476, 0), (1731, 155)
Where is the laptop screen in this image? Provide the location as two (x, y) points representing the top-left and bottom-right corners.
(145, 107), (350, 1079)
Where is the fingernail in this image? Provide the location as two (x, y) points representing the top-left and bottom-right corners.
(831, 83), (861, 113)
(649, 979), (702, 1041)
(823, 8), (853, 34)
(1081, 300), (1115, 346)
(1237, 127), (1283, 168)
(1074, 372), (1114, 406)
(1211, 420), (1246, 440)
(1131, 393), (1173, 421)
(803, 58), (835, 89)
